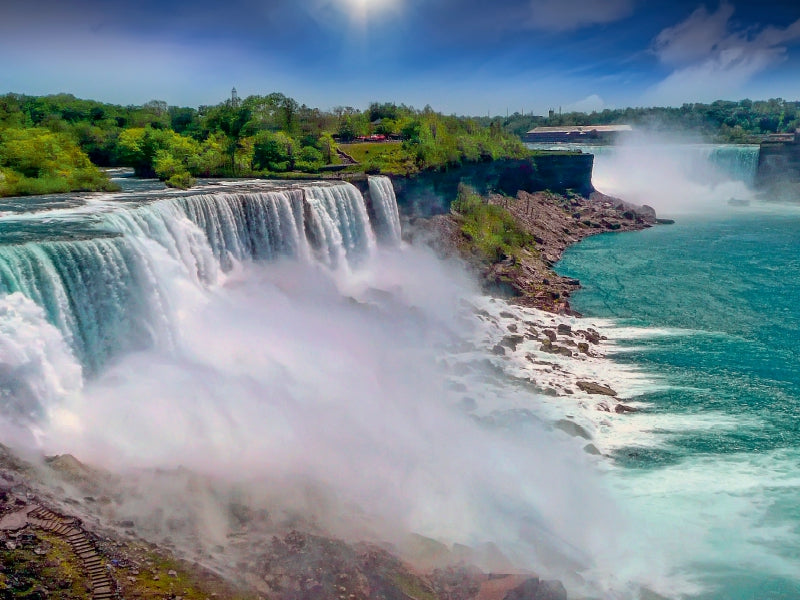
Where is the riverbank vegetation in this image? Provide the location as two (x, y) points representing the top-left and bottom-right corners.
(0, 93), (528, 195)
(0, 127), (119, 196)
(2, 92), (796, 196)
(451, 184), (535, 262)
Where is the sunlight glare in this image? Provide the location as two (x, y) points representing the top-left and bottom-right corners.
(339, 0), (400, 24)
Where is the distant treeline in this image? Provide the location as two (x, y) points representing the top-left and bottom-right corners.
(481, 98), (800, 143)
(0, 93), (527, 196)
(4, 92), (794, 198)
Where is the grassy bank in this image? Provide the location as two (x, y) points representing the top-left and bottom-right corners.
(451, 184), (536, 262)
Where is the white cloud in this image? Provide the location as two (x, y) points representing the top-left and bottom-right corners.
(645, 1), (800, 105)
(527, 0), (635, 31)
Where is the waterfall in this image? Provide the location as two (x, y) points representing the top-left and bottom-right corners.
(304, 183), (376, 267)
(368, 176), (402, 245)
(0, 181), (393, 378)
(0, 236), (175, 374)
(527, 142), (761, 187)
(706, 145), (760, 184)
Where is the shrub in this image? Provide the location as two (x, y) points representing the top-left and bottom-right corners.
(165, 171), (195, 189)
(452, 184), (535, 262)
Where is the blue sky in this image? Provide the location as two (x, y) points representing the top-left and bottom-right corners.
(2, 0), (800, 114)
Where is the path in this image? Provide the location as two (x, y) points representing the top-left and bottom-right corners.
(2, 504), (115, 600)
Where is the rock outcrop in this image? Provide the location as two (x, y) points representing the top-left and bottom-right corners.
(366, 154), (595, 216)
(409, 189), (655, 314)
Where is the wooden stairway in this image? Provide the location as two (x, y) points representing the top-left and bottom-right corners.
(27, 505), (115, 600)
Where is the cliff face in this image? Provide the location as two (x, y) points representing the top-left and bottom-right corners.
(365, 154), (594, 216)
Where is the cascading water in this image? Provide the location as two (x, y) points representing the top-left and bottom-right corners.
(304, 183), (376, 267)
(0, 176), (705, 599)
(527, 141), (761, 206)
(705, 144), (760, 184)
(368, 175), (403, 244)
(0, 182), (377, 379)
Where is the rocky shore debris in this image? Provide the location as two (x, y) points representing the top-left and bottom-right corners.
(576, 381), (618, 397)
(409, 188), (656, 314)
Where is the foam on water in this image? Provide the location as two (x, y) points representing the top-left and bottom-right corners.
(554, 207), (800, 598)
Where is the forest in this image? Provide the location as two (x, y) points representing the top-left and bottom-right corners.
(2, 93), (798, 197)
(0, 93), (527, 196)
(491, 98), (800, 142)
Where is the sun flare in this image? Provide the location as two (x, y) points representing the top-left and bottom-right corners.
(339, 0), (400, 23)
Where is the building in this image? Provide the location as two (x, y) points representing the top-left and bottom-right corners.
(524, 124), (633, 144)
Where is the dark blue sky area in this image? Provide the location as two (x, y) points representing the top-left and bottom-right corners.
(2, 0), (800, 113)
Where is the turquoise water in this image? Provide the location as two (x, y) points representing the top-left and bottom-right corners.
(557, 209), (800, 598)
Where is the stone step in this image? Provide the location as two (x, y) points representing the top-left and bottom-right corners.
(92, 585), (112, 595)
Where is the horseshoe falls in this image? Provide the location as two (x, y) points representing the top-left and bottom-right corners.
(527, 141), (762, 213)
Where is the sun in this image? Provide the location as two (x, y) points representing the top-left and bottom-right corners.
(339, 0), (400, 24)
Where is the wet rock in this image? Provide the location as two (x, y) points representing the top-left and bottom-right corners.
(499, 311), (516, 319)
(577, 342), (590, 354)
(543, 330), (557, 342)
(492, 344), (506, 356)
(507, 324), (518, 333)
(554, 419), (591, 440)
(576, 381), (618, 396)
(501, 335), (525, 351)
(540, 342), (573, 357)
(556, 324), (572, 335)
(578, 329), (600, 345)
(584, 443), (602, 455)
(503, 577), (567, 600)
(615, 404), (638, 414)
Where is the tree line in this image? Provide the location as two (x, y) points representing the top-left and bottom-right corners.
(0, 93), (528, 196)
(487, 98), (800, 143)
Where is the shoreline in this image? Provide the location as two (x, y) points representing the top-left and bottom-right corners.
(409, 189), (658, 314)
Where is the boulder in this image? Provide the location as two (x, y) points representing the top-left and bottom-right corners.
(501, 335), (525, 351)
(554, 419), (591, 440)
(576, 381), (618, 396)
